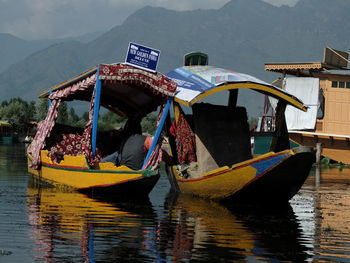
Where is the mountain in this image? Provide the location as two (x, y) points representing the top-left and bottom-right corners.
(0, 0), (349, 117)
(0, 31), (103, 73)
(0, 33), (52, 73)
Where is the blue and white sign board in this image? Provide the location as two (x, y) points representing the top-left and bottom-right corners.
(125, 42), (160, 73)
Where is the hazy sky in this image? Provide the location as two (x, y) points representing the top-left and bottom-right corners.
(0, 0), (299, 40)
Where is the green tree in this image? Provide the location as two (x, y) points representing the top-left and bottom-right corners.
(29, 101), (36, 118)
(73, 111), (90, 128)
(0, 98), (34, 133)
(249, 117), (258, 130)
(98, 111), (125, 131)
(57, 102), (69, 124)
(68, 108), (80, 124)
(35, 98), (49, 121)
(141, 113), (157, 135)
(1, 101), (8, 107)
(82, 112), (89, 122)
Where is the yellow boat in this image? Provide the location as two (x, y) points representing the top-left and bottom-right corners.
(27, 63), (177, 197)
(164, 52), (315, 203)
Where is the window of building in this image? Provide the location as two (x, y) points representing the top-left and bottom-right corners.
(332, 80), (350, 89)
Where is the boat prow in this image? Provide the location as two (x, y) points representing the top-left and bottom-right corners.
(167, 146), (314, 203)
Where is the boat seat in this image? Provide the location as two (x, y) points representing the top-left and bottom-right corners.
(192, 103), (252, 175)
(47, 133), (101, 163)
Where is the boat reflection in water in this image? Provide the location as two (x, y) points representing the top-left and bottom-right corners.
(27, 176), (310, 262)
(26, 178), (159, 262)
(158, 192), (310, 262)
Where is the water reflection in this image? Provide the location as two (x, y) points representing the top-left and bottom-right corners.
(158, 192), (309, 262)
(27, 177), (310, 262)
(1, 142), (350, 262)
(292, 167), (350, 262)
(27, 179), (159, 262)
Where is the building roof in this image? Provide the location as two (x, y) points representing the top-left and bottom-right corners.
(265, 62), (350, 77)
(0, 120), (11, 127)
(319, 69), (350, 76)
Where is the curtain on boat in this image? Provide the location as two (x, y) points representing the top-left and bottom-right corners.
(27, 63), (177, 169)
(28, 99), (61, 169)
(28, 74), (97, 169)
(174, 104), (197, 164)
(82, 87), (101, 167)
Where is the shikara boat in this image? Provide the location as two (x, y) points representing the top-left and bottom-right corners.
(164, 53), (315, 203)
(27, 63), (176, 197)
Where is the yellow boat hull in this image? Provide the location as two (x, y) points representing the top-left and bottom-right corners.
(167, 147), (315, 203)
(27, 150), (160, 197)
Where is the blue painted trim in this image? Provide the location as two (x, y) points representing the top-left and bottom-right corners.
(142, 98), (172, 168)
(251, 154), (287, 176)
(92, 65), (102, 157)
(88, 225), (95, 263)
(48, 89), (52, 108)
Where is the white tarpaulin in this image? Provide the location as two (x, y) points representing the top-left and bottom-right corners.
(284, 77), (319, 130)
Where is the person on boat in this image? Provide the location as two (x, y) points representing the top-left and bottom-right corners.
(101, 118), (152, 170)
(118, 132), (152, 170)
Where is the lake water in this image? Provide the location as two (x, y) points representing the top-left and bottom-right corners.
(1, 143), (350, 262)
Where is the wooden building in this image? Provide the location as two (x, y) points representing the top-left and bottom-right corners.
(265, 47), (350, 164)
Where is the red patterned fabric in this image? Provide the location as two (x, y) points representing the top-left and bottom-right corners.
(28, 63), (176, 170)
(99, 64), (177, 97)
(48, 73), (96, 100)
(28, 74), (96, 169)
(144, 141), (163, 170)
(82, 87), (99, 167)
(28, 99), (61, 169)
(175, 109), (197, 164)
(47, 133), (101, 163)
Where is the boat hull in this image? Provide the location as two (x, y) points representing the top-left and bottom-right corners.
(167, 147), (315, 203)
(78, 173), (160, 198)
(224, 149), (315, 203)
(27, 150), (160, 198)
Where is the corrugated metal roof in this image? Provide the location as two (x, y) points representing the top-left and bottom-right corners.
(321, 70), (350, 76)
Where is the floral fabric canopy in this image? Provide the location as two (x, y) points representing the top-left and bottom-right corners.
(28, 63), (176, 169)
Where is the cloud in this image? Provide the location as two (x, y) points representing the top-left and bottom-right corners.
(149, 0), (231, 11)
(263, 0), (299, 6)
(0, 0), (298, 40)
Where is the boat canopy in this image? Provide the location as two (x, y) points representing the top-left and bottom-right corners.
(39, 63), (177, 118)
(29, 63), (176, 170)
(166, 66), (307, 111)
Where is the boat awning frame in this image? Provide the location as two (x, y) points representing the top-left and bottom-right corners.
(167, 66), (307, 111)
(174, 82), (307, 111)
(37, 63), (177, 118)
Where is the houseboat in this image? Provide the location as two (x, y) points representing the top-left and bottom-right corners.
(265, 47), (350, 164)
